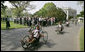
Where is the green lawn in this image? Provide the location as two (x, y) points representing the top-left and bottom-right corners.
(1, 21), (28, 30)
(80, 27), (84, 51)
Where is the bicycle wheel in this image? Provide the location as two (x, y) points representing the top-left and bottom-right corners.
(21, 35), (30, 49)
(41, 31), (48, 44)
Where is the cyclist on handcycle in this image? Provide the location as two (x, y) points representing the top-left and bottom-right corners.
(57, 21), (64, 32)
(27, 25), (43, 45)
(65, 20), (70, 27)
(20, 22), (48, 48)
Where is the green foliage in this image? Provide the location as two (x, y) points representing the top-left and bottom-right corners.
(1, 8), (6, 17)
(1, 1), (7, 10)
(77, 10), (84, 18)
(77, 14), (81, 17)
(69, 16), (73, 19)
(9, 1), (34, 17)
(33, 2), (66, 21)
(80, 10), (84, 17)
(77, 1), (84, 18)
(1, 1), (7, 18)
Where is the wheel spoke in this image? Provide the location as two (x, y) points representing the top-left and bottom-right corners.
(42, 31), (48, 43)
(21, 35), (30, 49)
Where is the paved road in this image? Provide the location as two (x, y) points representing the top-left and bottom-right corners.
(1, 22), (84, 51)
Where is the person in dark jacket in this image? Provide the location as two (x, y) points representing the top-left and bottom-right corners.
(20, 17), (22, 24)
(6, 16), (10, 29)
(34, 17), (37, 25)
(24, 17), (26, 25)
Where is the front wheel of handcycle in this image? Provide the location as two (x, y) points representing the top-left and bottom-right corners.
(21, 35), (31, 49)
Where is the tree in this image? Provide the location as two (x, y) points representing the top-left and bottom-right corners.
(78, 1), (84, 9)
(5, 8), (13, 17)
(77, 1), (84, 17)
(77, 10), (84, 17)
(1, 1), (7, 10)
(77, 14), (81, 17)
(33, 2), (66, 21)
(80, 10), (84, 17)
(42, 2), (58, 17)
(1, 1), (7, 18)
(9, 1), (35, 17)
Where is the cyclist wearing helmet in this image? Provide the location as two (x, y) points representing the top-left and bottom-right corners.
(57, 21), (64, 31)
(27, 25), (41, 45)
(66, 20), (70, 26)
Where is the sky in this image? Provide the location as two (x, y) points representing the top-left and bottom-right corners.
(4, 1), (83, 14)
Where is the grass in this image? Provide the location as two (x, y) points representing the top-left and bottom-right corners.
(1, 21), (28, 30)
(80, 27), (84, 51)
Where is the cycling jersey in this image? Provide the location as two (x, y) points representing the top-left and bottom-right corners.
(58, 24), (62, 27)
(32, 29), (40, 39)
(66, 22), (69, 24)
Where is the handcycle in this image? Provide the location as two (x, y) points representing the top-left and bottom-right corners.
(65, 21), (70, 27)
(55, 25), (64, 34)
(65, 23), (70, 27)
(20, 27), (48, 49)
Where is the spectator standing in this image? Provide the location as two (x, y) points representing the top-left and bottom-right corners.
(29, 17), (31, 26)
(20, 17), (22, 24)
(6, 16), (10, 29)
(31, 18), (35, 26)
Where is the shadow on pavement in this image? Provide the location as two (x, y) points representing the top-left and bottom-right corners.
(57, 31), (69, 35)
(23, 42), (44, 51)
(45, 41), (56, 48)
(23, 39), (56, 51)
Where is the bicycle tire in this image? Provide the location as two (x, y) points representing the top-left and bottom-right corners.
(41, 31), (48, 44)
(21, 35), (30, 49)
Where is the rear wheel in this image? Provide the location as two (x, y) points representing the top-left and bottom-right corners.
(56, 27), (61, 34)
(41, 31), (48, 44)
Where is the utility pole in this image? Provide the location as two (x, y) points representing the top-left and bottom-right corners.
(66, 8), (69, 21)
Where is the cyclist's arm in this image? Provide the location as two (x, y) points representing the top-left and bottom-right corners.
(29, 38), (36, 43)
